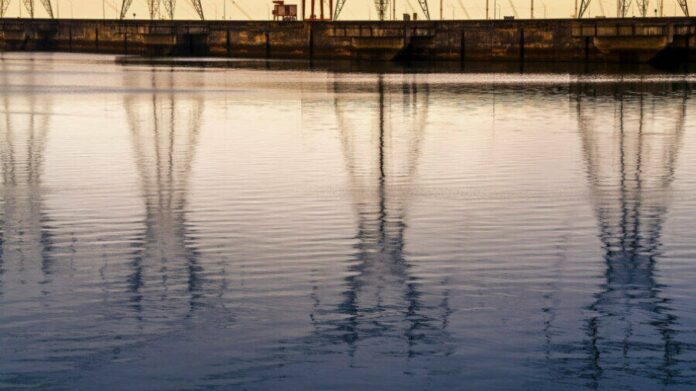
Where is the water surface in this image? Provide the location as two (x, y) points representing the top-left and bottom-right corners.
(1, 53), (696, 390)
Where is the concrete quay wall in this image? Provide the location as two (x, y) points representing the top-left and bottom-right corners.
(0, 17), (694, 63)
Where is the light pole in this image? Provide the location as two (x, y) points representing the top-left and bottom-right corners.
(574, 0), (578, 18)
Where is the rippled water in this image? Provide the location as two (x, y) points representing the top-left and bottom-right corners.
(1, 53), (696, 390)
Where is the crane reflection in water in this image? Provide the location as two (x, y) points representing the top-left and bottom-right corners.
(295, 74), (455, 366)
(543, 79), (694, 387)
(0, 55), (54, 291)
(123, 67), (212, 323)
(4, 57), (696, 389)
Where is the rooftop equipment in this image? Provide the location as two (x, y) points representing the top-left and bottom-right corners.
(273, 0), (298, 20)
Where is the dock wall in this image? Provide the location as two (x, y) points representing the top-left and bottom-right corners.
(0, 17), (694, 63)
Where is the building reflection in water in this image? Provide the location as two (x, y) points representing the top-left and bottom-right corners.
(123, 68), (206, 322)
(551, 79), (692, 386)
(300, 74), (454, 362)
(0, 56), (54, 288)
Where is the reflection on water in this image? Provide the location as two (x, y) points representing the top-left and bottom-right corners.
(124, 67), (205, 322)
(564, 82), (692, 387)
(535, 81), (696, 391)
(0, 57), (53, 288)
(1, 53), (696, 390)
(303, 76), (453, 358)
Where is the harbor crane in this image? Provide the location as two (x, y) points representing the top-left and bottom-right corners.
(617, 0), (631, 17)
(0, 0), (54, 18)
(0, 0), (124, 18)
(375, 0), (389, 19)
(0, 0), (690, 21)
(578, 0), (689, 17)
(334, 0), (430, 20)
(119, 0), (205, 20)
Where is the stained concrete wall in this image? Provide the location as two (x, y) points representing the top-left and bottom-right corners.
(0, 17), (694, 63)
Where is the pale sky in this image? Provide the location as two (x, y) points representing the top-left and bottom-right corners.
(2, 0), (692, 20)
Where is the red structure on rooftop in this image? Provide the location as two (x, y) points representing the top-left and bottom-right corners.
(301, 0), (334, 20)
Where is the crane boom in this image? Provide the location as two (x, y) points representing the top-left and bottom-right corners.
(120, 0), (134, 18)
(334, 0), (347, 19)
(416, 0), (430, 19)
(39, 0), (53, 17)
(507, 0), (518, 17)
(676, 0), (689, 16)
(578, 0), (591, 17)
(231, 0), (252, 20)
(456, 0), (471, 18)
(188, 0), (204, 19)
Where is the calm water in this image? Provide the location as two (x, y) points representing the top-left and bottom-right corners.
(1, 53), (696, 390)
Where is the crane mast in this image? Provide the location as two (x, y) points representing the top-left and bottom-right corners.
(39, 0), (52, 17)
(0, 0), (11, 17)
(374, 0), (389, 20)
(145, 0), (160, 19)
(22, 0), (34, 17)
(163, 0), (176, 19)
(617, 0), (632, 17)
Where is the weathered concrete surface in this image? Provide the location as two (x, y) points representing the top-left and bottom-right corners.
(0, 17), (694, 63)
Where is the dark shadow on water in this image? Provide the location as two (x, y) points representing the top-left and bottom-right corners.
(115, 56), (696, 75)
